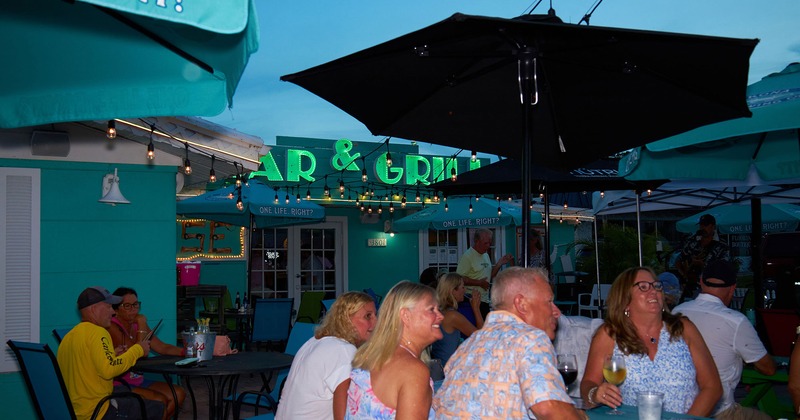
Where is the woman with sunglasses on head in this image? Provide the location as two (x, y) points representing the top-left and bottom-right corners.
(580, 267), (721, 417)
(108, 287), (186, 420)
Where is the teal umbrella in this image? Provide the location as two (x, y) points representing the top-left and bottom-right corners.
(676, 203), (800, 235)
(620, 63), (800, 182)
(177, 179), (325, 228)
(392, 197), (542, 231)
(0, 0), (259, 128)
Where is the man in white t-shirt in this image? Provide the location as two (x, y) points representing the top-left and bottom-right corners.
(673, 260), (776, 420)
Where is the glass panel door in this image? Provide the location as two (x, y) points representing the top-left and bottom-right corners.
(249, 227), (290, 299)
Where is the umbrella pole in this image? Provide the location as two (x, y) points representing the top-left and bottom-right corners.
(751, 197), (763, 308)
(636, 191), (643, 266)
(594, 217), (603, 318)
(519, 51), (536, 270)
(544, 189), (551, 273)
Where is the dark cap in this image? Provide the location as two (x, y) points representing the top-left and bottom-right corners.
(698, 214), (716, 226)
(701, 260), (737, 288)
(77, 286), (122, 310)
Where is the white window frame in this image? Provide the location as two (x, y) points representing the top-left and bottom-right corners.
(1, 167), (41, 373)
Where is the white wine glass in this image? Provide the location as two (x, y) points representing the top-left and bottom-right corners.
(556, 354), (578, 390)
(602, 354), (627, 415)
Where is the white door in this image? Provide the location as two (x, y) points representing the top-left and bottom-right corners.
(249, 217), (346, 313)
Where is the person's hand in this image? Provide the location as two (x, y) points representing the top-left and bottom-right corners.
(470, 291), (482, 309)
(593, 383), (622, 408)
(137, 338), (151, 355)
(479, 278), (490, 290)
(114, 345), (127, 356)
(499, 253), (514, 265)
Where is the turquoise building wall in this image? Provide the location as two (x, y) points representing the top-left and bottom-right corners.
(0, 159), (178, 419)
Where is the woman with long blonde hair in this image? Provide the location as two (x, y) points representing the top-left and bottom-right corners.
(346, 281), (442, 419)
(277, 291), (377, 420)
(430, 273), (483, 366)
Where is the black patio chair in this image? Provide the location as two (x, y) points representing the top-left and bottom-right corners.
(6, 340), (147, 420)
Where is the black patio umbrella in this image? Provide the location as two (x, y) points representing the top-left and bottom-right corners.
(280, 12), (757, 261)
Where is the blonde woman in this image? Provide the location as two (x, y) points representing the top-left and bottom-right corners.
(346, 281), (443, 419)
(277, 291), (377, 420)
(431, 273), (483, 366)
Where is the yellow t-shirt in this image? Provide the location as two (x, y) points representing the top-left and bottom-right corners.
(57, 321), (144, 420)
(456, 247), (492, 304)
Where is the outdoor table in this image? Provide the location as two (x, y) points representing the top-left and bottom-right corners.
(740, 356), (792, 418)
(135, 351), (293, 420)
(585, 404), (709, 419)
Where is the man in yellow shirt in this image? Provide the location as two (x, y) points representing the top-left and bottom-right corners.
(457, 228), (513, 317)
(58, 286), (162, 420)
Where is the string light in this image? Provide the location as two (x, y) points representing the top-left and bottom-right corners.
(209, 155), (217, 182)
(236, 188), (244, 211)
(234, 162), (242, 187)
(183, 143), (192, 175)
(469, 203), (473, 213)
(274, 187), (279, 204)
(323, 176), (330, 197)
(385, 138), (392, 167)
(389, 201), (394, 213)
(451, 166), (457, 182)
(600, 191), (605, 198)
(106, 120), (117, 139)
(445, 202), (449, 212)
(415, 189), (421, 202)
(401, 196), (407, 208)
(296, 193), (301, 203)
(377, 202), (383, 214)
(361, 157), (368, 182)
(471, 150), (477, 162)
(339, 178), (345, 193)
(285, 193), (290, 204)
(146, 125), (155, 160)
(563, 202), (568, 209)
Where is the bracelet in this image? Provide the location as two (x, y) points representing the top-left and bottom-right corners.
(587, 386), (599, 405)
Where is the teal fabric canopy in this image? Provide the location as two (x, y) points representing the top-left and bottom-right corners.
(0, 0), (259, 128)
(392, 197), (542, 231)
(177, 180), (325, 228)
(676, 203), (800, 234)
(620, 63), (800, 182)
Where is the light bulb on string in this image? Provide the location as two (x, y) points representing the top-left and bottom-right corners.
(377, 201), (383, 214)
(234, 162), (242, 187)
(600, 191), (605, 198)
(389, 201), (394, 213)
(146, 125), (155, 160)
(339, 179), (345, 193)
(236, 189), (244, 211)
(647, 189), (652, 196)
(323, 176), (330, 197)
(469, 203), (473, 213)
(106, 120), (117, 139)
(471, 150), (477, 162)
(285, 194), (290, 204)
(183, 143), (192, 175)
(296, 193), (301, 203)
(415, 189), (421, 203)
(361, 157), (367, 182)
(355, 195), (361, 207)
(274, 189), (279, 204)
(385, 138), (392, 167)
(209, 155), (217, 183)
(306, 188), (311, 200)
(451, 166), (457, 182)
(401, 196), (407, 208)
(367, 203), (373, 214)
(563, 202), (568, 209)
(445, 202), (449, 212)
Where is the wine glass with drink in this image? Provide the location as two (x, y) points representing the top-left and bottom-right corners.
(602, 354), (627, 415)
(556, 354), (578, 390)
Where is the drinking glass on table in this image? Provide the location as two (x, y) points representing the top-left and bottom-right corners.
(556, 354), (578, 390)
(602, 354), (627, 415)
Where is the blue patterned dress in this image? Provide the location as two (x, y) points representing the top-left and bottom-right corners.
(346, 368), (435, 419)
(614, 325), (698, 413)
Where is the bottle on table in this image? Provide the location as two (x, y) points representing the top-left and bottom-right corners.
(243, 293), (248, 310)
(235, 291), (241, 310)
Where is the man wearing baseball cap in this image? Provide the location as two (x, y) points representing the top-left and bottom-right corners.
(677, 214), (731, 301)
(674, 261), (775, 419)
(57, 286), (163, 420)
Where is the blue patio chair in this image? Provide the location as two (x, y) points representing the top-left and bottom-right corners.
(363, 288), (383, 312)
(321, 298), (336, 313)
(249, 298), (294, 352)
(229, 322), (317, 420)
(53, 327), (72, 343)
(6, 340), (147, 420)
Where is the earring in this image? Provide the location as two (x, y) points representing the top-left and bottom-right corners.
(624, 309), (630, 317)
